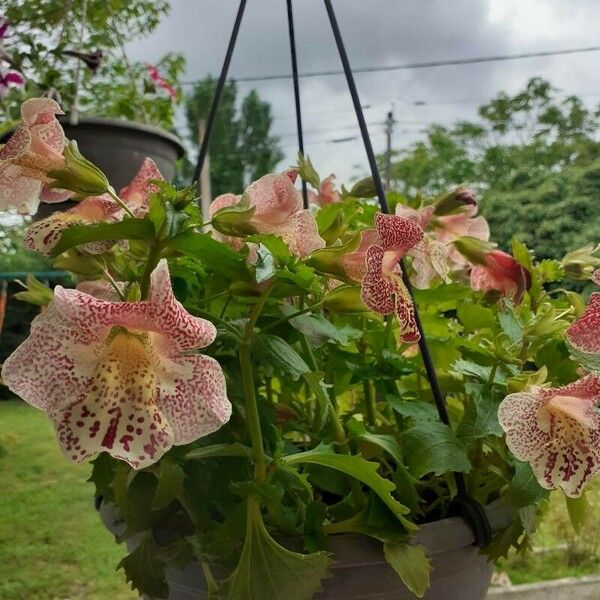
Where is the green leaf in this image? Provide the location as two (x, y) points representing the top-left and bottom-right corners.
(349, 176), (376, 198)
(388, 397), (439, 422)
(498, 307), (523, 344)
(403, 422), (471, 478)
(211, 201), (258, 236)
(282, 444), (415, 529)
(52, 218), (155, 256)
(221, 502), (331, 600)
(452, 359), (492, 382)
(280, 305), (358, 346)
(246, 233), (291, 264)
(566, 493), (588, 534)
(323, 284), (368, 313)
(355, 433), (404, 465)
(118, 533), (168, 599)
(297, 153), (321, 189)
(151, 460), (185, 510)
(456, 302), (496, 332)
(185, 443), (254, 460)
(511, 238), (534, 271)
(506, 461), (549, 508)
(166, 230), (248, 279)
(254, 334), (309, 380)
(13, 275), (55, 306)
(383, 543), (432, 599)
(303, 372), (330, 432)
(254, 244), (277, 284)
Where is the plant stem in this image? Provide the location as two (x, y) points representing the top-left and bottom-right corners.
(363, 379), (376, 426)
(239, 341), (267, 482)
(139, 243), (162, 299)
(107, 187), (136, 218)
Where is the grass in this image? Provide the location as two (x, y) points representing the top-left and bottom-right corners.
(1, 400), (599, 598)
(0, 400), (135, 600)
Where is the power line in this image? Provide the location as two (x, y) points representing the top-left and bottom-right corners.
(181, 44), (600, 86)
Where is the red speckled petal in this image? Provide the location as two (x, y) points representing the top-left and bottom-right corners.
(157, 354), (231, 444)
(0, 162), (42, 214)
(30, 118), (65, 154)
(24, 212), (83, 256)
(0, 126), (31, 160)
(246, 172), (303, 225)
(20, 97), (63, 125)
(375, 213), (423, 253)
(499, 376), (600, 497)
(342, 228), (379, 281)
(591, 269), (600, 286)
(567, 293), (600, 355)
(148, 259), (217, 352)
(269, 209), (325, 258)
(119, 158), (164, 215)
(361, 245), (395, 316)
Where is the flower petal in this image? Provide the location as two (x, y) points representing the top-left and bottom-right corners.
(375, 213), (423, 253)
(209, 193), (240, 217)
(246, 172), (302, 225)
(566, 293), (600, 356)
(20, 97), (63, 126)
(0, 162), (42, 214)
(342, 228), (379, 281)
(119, 157), (164, 215)
(157, 354), (231, 444)
(269, 209), (325, 257)
(148, 259), (217, 352)
(24, 212), (82, 256)
(361, 245), (395, 315)
(0, 126), (31, 161)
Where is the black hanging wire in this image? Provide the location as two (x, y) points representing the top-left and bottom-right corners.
(192, 0), (247, 184)
(286, 0), (308, 208)
(191, 0), (492, 549)
(322, 0), (492, 548)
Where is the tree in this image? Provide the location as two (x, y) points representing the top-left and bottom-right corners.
(184, 77), (284, 196)
(380, 77), (600, 259)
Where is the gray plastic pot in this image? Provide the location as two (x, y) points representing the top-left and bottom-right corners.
(2, 117), (185, 221)
(99, 499), (513, 600)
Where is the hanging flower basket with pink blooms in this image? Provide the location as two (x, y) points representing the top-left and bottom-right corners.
(2, 92), (600, 600)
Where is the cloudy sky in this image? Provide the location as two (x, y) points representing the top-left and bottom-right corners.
(128, 0), (600, 184)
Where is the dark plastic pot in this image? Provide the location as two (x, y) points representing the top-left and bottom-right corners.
(99, 499), (513, 600)
(2, 118), (185, 221)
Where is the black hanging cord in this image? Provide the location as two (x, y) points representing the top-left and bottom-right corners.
(192, 0), (247, 184)
(286, 0), (308, 208)
(323, 0), (491, 548)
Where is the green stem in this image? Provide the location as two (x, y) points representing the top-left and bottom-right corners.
(239, 341), (267, 482)
(139, 243), (162, 299)
(363, 379), (376, 426)
(486, 362), (498, 393)
(107, 187), (136, 218)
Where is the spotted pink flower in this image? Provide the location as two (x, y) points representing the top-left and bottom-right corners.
(0, 98), (71, 214)
(395, 204), (449, 288)
(360, 214), (424, 342)
(24, 158), (164, 256)
(341, 228), (379, 281)
(1, 260), (231, 469)
(434, 204), (490, 269)
(566, 293), (600, 373)
(498, 375), (600, 497)
(307, 174), (340, 206)
(470, 250), (531, 303)
(211, 170), (325, 258)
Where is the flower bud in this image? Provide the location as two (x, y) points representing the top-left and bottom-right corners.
(560, 244), (600, 280)
(47, 141), (110, 198)
(211, 197), (258, 237)
(452, 236), (495, 265)
(433, 186), (477, 216)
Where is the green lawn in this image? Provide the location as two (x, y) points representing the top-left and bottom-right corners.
(1, 400), (598, 599)
(0, 400), (135, 600)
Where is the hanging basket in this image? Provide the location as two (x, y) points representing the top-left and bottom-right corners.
(99, 499), (513, 600)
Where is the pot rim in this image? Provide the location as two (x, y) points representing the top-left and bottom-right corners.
(57, 116), (185, 158)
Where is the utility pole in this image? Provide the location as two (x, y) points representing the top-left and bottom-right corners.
(197, 119), (212, 227)
(384, 107), (395, 190)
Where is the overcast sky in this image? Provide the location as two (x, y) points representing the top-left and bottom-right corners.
(128, 0), (600, 185)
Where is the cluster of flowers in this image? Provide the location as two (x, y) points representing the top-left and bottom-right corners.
(0, 98), (599, 499)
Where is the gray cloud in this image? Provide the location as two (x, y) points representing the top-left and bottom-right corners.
(128, 0), (600, 184)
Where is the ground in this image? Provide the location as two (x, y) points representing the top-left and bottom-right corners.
(0, 399), (598, 599)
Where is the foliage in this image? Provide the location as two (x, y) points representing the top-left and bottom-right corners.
(3, 112), (600, 599)
(381, 77), (600, 259)
(2, 0), (183, 129)
(183, 77), (284, 195)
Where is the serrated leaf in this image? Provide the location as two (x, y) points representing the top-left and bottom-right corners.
(384, 543), (432, 599)
(282, 444), (415, 529)
(506, 461), (549, 508)
(456, 302), (496, 332)
(254, 334), (310, 380)
(498, 307), (522, 344)
(118, 533), (168, 599)
(403, 422), (471, 478)
(254, 244), (277, 284)
(152, 460), (185, 510)
(297, 153), (321, 189)
(388, 397), (439, 422)
(166, 230), (248, 279)
(52, 217), (155, 256)
(452, 359), (492, 382)
(220, 501), (331, 600)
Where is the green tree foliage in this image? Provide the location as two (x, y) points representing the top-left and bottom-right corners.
(381, 77), (600, 259)
(184, 77), (284, 196)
